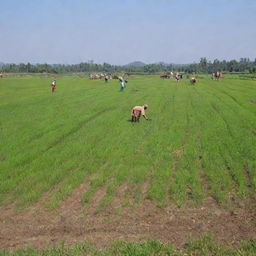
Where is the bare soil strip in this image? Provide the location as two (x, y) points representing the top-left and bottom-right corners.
(0, 182), (255, 250)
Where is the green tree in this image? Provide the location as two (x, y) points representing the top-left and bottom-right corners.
(199, 57), (208, 73)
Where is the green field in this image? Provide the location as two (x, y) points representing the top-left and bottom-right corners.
(1, 74), (256, 209)
(1, 235), (256, 256)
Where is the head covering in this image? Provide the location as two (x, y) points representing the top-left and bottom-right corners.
(143, 104), (148, 109)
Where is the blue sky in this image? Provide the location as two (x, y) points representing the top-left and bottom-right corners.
(0, 0), (255, 65)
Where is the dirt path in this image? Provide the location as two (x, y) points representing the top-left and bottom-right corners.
(1, 183), (256, 250)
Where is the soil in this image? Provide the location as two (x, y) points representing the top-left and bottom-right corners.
(0, 182), (256, 250)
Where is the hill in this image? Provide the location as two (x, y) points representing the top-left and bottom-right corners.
(124, 61), (146, 67)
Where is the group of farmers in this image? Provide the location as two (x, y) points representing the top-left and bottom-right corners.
(50, 76), (149, 122)
(118, 76), (150, 122)
(49, 72), (202, 122)
(118, 76), (149, 121)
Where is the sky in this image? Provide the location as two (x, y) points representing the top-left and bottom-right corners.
(0, 0), (255, 65)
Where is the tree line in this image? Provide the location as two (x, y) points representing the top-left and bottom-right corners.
(1, 58), (256, 74)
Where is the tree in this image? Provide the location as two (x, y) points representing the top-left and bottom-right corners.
(26, 62), (32, 72)
(227, 60), (239, 72)
(212, 59), (221, 72)
(199, 57), (208, 73)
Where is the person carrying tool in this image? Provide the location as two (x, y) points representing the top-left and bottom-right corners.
(119, 76), (127, 91)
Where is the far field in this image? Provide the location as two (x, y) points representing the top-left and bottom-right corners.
(0, 74), (255, 250)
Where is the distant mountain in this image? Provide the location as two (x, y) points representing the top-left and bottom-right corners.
(125, 61), (146, 67)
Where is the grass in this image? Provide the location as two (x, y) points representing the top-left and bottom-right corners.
(1, 234), (256, 255)
(0, 74), (256, 209)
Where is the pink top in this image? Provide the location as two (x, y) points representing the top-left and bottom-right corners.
(132, 106), (145, 115)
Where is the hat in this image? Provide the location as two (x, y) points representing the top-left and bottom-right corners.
(143, 104), (148, 108)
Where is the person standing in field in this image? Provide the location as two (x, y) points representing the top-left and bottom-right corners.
(175, 73), (180, 82)
(119, 76), (126, 91)
(51, 80), (56, 93)
(131, 104), (149, 122)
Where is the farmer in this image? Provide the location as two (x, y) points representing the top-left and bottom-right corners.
(190, 77), (197, 84)
(175, 73), (180, 82)
(131, 104), (149, 122)
(212, 71), (221, 80)
(51, 80), (56, 92)
(119, 76), (127, 91)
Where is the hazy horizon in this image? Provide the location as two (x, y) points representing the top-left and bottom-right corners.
(1, 0), (255, 65)
(1, 59), (255, 66)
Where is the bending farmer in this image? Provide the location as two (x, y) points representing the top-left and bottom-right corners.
(131, 104), (149, 122)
